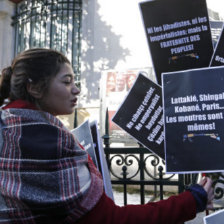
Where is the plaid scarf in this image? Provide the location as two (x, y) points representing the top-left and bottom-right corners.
(0, 108), (103, 223)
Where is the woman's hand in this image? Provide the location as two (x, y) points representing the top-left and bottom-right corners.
(199, 177), (214, 210)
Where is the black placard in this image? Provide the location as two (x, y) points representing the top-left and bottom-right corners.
(90, 121), (114, 201)
(140, 0), (213, 85)
(210, 24), (224, 66)
(112, 73), (164, 159)
(72, 120), (98, 168)
(72, 120), (114, 200)
(210, 20), (223, 48)
(163, 66), (224, 173)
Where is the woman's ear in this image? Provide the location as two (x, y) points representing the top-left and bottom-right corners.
(26, 83), (43, 99)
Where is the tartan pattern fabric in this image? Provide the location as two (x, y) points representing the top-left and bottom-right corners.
(0, 108), (103, 223)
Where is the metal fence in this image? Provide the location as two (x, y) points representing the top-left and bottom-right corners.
(102, 111), (197, 205)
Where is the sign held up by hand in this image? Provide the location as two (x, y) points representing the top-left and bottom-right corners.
(163, 67), (224, 173)
(112, 73), (164, 159)
(139, 0), (213, 84)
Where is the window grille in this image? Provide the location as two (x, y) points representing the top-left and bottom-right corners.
(12, 0), (82, 83)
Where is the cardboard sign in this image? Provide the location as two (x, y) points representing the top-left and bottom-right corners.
(139, 0), (213, 84)
(112, 73), (164, 159)
(71, 120), (98, 168)
(72, 120), (114, 200)
(210, 24), (224, 66)
(162, 67), (224, 173)
(90, 121), (114, 200)
(204, 209), (224, 224)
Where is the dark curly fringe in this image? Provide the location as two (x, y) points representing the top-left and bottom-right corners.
(0, 67), (12, 106)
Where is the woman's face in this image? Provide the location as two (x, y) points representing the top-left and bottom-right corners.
(38, 63), (80, 116)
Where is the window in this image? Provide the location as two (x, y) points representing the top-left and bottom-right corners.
(12, 0), (82, 84)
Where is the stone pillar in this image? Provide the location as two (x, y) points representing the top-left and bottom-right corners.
(0, 0), (15, 72)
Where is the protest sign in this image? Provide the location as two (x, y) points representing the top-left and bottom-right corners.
(210, 24), (224, 66)
(163, 67), (224, 173)
(71, 120), (98, 168)
(139, 0), (213, 85)
(112, 73), (164, 159)
(210, 20), (223, 47)
(90, 121), (114, 200)
(72, 120), (114, 200)
(204, 209), (224, 224)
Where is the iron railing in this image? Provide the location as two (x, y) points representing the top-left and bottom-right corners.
(102, 110), (197, 205)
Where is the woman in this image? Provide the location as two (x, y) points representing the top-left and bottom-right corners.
(0, 48), (213, 224)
